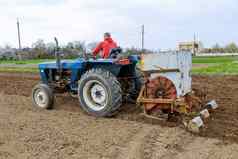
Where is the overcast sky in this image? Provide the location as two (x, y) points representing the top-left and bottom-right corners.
(0, 0), (237, 49)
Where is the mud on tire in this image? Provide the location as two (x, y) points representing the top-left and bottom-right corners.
(78, 68), (122, 117)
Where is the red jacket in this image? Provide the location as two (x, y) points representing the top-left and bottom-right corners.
(93, 37), (117, 58)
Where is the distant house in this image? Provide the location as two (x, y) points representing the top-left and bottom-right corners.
(0, 48), (18, 60)
(177, 41), (199, 55)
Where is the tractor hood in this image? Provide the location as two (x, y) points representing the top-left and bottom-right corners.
(39, 59), (85, 69)
(38, 55), (140, 70)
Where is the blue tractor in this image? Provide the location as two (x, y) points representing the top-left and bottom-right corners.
(32, 38), (144, 117)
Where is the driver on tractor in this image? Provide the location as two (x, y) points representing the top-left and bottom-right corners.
(92, 32), (118, 59)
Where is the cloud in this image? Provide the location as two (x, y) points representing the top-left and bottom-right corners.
(0, 0), (237, 49)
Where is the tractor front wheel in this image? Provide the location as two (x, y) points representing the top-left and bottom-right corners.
(32, 83), (54, 109)
(78, 68), (122, 117)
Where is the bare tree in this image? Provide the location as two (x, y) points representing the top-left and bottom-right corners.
(225, 42), (238, 53)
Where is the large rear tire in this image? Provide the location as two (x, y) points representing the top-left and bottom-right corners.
(78, 68), (122, 117)
(135, 68), (145, 95)
(129, 68), (145, 100)
(32, 83), (54, 109)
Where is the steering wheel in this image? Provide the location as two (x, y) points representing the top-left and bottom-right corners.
(109, 47), (122, 59)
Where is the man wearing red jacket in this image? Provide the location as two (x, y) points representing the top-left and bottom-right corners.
(92, 32), (118, 59)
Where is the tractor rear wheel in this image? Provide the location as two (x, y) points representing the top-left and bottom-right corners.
(128, 68), (145, 101)
(78, 68), (122, 117)
(134, 68), (145, 96)
(32, 83), (54, 109)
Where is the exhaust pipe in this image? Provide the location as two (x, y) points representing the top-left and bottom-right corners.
(54, 37), (62, 79)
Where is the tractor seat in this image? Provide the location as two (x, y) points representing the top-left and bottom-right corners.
(109, 47), (122, 59)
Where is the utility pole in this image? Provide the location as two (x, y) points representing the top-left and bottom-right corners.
(17, 18), (22, 60)
(17, 18), (22, 50)
(193, 33), (196, 56)
(141, 25), (144, 52)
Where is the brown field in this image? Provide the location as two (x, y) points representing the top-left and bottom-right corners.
(0, 73), (238, 159)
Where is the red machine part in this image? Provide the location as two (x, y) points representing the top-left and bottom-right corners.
(115, 59), (130, 65)
(144, 76), (177, 113)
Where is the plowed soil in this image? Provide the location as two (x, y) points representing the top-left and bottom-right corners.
(0, 72), (238, 159)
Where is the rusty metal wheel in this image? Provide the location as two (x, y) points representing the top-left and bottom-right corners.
(145, 76), (177, 113)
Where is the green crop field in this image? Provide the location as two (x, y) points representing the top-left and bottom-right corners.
(0, 56), (238, 74)
(192, 56), (238, 75)
(0, 67), (38, 73)
(192, 56), (238, 64)
(192, 62), (238, 74)
(0, 59), (52, 65)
